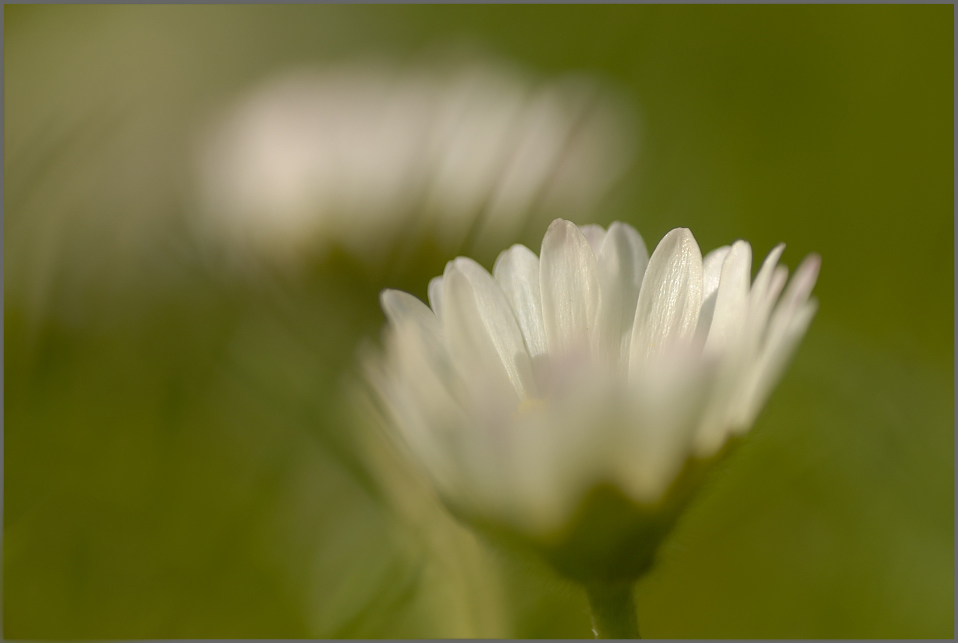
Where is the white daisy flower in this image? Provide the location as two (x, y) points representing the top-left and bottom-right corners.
(369, 218), (820, 587)
(195, 59), (633, 269)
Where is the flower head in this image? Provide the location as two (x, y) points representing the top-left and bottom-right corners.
(195, 59), (633, 269)
(370, 219), (819, 582)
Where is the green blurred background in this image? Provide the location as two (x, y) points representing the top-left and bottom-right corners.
(4, 5), (953, 638)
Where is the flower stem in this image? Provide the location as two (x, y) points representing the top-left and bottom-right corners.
(586, 582), (640, 639)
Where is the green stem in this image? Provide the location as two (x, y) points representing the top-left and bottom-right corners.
(586, 582), (640, 639)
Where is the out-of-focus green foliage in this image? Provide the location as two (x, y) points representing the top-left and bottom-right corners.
(5, 5), (953, 638)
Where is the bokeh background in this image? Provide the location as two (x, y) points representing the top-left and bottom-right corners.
(5, 5), (953, 638)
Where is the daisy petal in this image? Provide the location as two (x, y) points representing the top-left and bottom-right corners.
(775, 253), (821, 320)
(473, 88), (573, 251)
(702, 245), (732, 300)
(696, 245), (731, 341)
(595, 221), (649, 366)
(493, 244), (547, 358)
(630, 228), (704, 368)
(539, 219), (601, 356)
(619, 353), (711, 502)
(741, 244), (788, 358)
(443, 257), (536, 400)
(381, 322), (464, 493)
(734, 254), (820, 426)
(428, 276), (445, 320)
(751, 243), (785, 303)
(381, 288), (440, 335)
(578, 223), (607, 257)
(705, 240), (752, 354)
(739, 295), (819, 429)
(378, 290), (462, 455)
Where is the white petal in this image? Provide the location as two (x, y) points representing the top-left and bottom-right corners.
(747, 263), (789, 356)
(378, 290), (466, 479)
(443, 257), (536, 400)
(471, 87), (572, 252)
(539, 219), (601, 355)
(380, 321), (463, 492)
(764, 297), (819, 383)
(690, 242), (754, 455)
(744, 255), (820, 416)
(696, 245), (732, 342)
(713, 245), (784, 422)
(704, 240), (752, 354)
(750, 243), (785, 303)
(735, 253), (820, 428)
(773, 253), (821, 324)
(742, 244), (788, 360)
(427, 276), (445, 320)
(617, 351), (712, 502)
(380, 289), (450, 398)
(630, 228), (704, 368)
(594, 221), (649, 367)
(745, 265), (789, 351)
(767, 266), (789, 309)
(381, 288), (440, 335)
(578, 223), (607, 257)
(739, 294), (818, 429)
(702, 245), (732, 300)
(424, 70), (526, 251)
(493, 244), (547, 358)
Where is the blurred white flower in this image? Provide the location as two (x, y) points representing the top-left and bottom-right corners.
(195, 59), (634, 267)
(369, 218), (819, 580)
